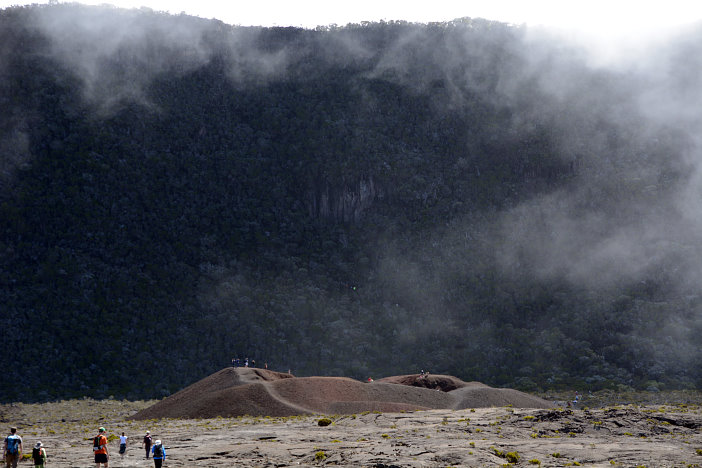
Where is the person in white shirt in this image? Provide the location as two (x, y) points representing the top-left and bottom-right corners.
(118, 432), (128, 458)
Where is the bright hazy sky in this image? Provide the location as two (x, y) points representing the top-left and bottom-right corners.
(1, 0), (701, 38)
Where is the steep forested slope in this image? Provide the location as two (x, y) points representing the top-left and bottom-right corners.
(1, 4), (701, 401)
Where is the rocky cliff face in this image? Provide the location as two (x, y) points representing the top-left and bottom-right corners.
(307, 177), (382, 222)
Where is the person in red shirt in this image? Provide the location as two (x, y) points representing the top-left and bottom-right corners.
(93, 427), (109, 468)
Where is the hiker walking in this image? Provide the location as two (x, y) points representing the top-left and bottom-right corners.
(3, 427), (22, 468)
(151, 439), (166, 468)
(118, 432), (128, 458)
(573, 391), (581, 407)
(142, 431), (152, 459)
(92, 427), (109, 468)
(31, 441), (47, 468)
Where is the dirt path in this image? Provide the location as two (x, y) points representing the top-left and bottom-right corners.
(262, 378), (315, 416)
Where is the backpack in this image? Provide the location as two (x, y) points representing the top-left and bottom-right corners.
(32, 447), (43, 463)
(152, 444), (162, 457)
(6, 435), (19, 454)
(93, 436), (103, 452)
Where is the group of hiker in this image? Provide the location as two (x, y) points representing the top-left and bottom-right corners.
(231, 357), (268, 369)
(139, 430), (166, 467)
(3, 426), (166, 468)
(1, 427), (37, 468)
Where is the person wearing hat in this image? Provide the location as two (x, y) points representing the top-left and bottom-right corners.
(31, 441), (47, 467)
(141, 431), (152, 459)
(150, 439), (166, 468)
(92, 427), (109, 468)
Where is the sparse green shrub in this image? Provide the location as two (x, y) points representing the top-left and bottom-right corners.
(317, 418), (332, 427)
(315, 450), (327, 461)
(505, 452), (520, 463)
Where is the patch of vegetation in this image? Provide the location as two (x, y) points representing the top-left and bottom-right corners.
(504, 452), (520, 463)
(490, 447), (520, 464)
(2, 2), (702, 403)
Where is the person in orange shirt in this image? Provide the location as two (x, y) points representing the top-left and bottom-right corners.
(92, 427), (109, 468)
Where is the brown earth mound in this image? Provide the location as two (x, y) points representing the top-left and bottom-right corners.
(270, 377), (457, 413)
(131, 367), (294, 419)
(450, 386), (554, 409)
(377, 373), (486, 392)
(131, 368), (551, 419)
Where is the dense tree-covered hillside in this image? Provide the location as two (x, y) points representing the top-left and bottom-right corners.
(1, 4), (701, 402)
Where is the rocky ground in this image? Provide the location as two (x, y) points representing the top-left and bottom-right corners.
(2, 398), (702, 467)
